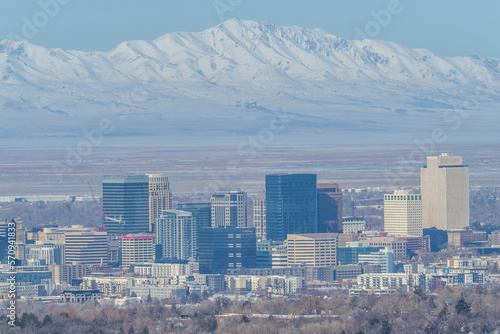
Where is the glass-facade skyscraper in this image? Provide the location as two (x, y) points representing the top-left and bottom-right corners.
(177, 203), (211, 229)
(265, 173), (317, 241)
(178, 202), (211, 251)
(198, 226), (256, 274)
(0, 220), (8, 264)
(103, 175), (149, 234)
(317, 183), (343, 233)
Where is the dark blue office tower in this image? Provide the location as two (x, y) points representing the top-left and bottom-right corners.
(177, 203), (211, 229)
(103, 175), (149, 234)
(265, 173), (317, 241)
(198, 227), (256, 274)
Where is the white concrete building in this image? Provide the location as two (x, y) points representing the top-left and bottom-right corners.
(358, 248), (395, 273)
(357, 273), (411, 290)
(226, 275), (304, 295)
(133, 263), (193, 277)
(120, 234), (154, 268)
(287, 234), (337, 267)
(384, 190), (422, 237)
(421, 153), (469, 230)
(211, 188), (247, 227)
(342, 217), (367, 233)
(146, 173), (172, 232)
(253, 199), (266, 240)
(155, 210), (196, 260)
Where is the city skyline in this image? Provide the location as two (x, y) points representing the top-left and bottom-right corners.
(1, 152), (498, 333)
(0, 3), (498, 330)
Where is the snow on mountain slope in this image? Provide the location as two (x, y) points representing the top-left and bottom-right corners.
(0, 18), (499, 146)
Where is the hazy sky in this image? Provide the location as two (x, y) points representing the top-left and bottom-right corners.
(0, 0), (498, 57)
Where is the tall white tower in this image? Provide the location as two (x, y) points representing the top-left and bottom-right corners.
(146, 173), (172, 232)
(253, 198), (266, 240)
(155, 210), (196, 260)
(420, 153), (469, 231)
(210, 188), (247, 228)
(384, 189), (422, 237)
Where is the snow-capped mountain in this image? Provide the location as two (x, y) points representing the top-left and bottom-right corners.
(1, 18), (499, 146)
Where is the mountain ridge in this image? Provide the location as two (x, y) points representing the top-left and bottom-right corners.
(1, 18), (499, 146)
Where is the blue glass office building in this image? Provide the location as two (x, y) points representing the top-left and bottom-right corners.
(265, 173), (317, 241)
(198, 227), (256, 274)
(103, 175), (149, 234)
(177, 203), (211, 229)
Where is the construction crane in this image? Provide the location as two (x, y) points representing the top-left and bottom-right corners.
(87, 180), (106, 227)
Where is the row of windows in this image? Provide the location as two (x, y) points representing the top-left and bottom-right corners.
(385, 195), (422, 201)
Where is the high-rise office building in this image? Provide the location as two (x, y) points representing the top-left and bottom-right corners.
(253, 199), (266, 240)
(198, 227), (256, 274)
(146, 173), (172, 232)
(177, 203), (211, 249)
(103, 175), (149, 234)
(177, 203), (211, 229)
(384, 190), (423, 237)
(120, 234), (154, 267)
(24, 244), (63, 265)
(155, 210), (196, 261)
(420, 153), (469, 231)
(15, 219), (26, 244)
(0, 220), (8, 264)
(49, 264), (92, 285)
(64, 232), (108, 265)
(286, 233), (338, 267)
(317, 183), (343, 233)
(266, 174), (317, 241)
(210, 188), (247, 228)
(0, 220), (8, 239)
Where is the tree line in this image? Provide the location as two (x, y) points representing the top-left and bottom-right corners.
(1, 285), (500, 333)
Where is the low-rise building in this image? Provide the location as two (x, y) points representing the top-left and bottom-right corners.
(489, 231), (500, 247)
(61, 289), (101, 303)
(133, 262), (193, 277)
(342, 218), (367, 234)
(82, 277), (132, 297)
(126, 286), (187, 299)
(337, 241), (382, 265)
(49, 264), (91, 285)
(448, 229), (488, 248)
(226, 275), (304, 295)
(359, 236), (407, 261)
(357, 273), (412, 290)
(0, 283), (43, 299)
(358, 248), (395, 273)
